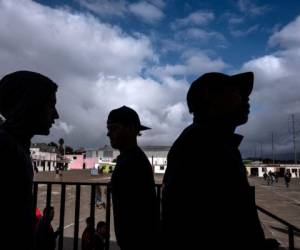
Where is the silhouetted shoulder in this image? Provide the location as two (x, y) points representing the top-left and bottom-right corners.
(169, 123), (210, 156)
(0, 129), (16, 152)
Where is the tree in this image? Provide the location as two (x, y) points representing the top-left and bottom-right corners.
(48, 142), (58, 148)
(58, 138), (65, 155)
(65, 146), (74, 154)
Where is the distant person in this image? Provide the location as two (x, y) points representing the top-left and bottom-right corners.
(95, 185), (106, 209)
(92, 221), (107, 250)
(0, 71), (59, 250)
(274, 172), (279, 183)
(35, 206), (60, 250)
(107, 106), (157, 250)
(82, 217), (95, 250)
(268, 170), (274, 185)
(284, 170), (292, 188)
(35, 208), (42, 230)
(263, 172), (268, 181)
(162, 72), (268, 249)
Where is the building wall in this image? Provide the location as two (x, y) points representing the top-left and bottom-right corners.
(250, 163), (300, 178)
(84, 157), (99, 169)
(65, 154), (99, 170)
(65, 155), (84, 170)
(31, 148), (57, 171)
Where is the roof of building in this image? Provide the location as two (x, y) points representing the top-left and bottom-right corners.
(97, 145), (171, 152)
(31, 143), (57, 153)
(141, 146), (171, 152)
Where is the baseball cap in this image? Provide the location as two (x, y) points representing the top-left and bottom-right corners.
(187, 72), (253, 113)
(107, 106), (151, 131)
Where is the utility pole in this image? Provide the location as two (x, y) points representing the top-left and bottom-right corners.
(292, 114), (297, 164)
(260, 143), (263, 161)
(272, 132), (275, 164)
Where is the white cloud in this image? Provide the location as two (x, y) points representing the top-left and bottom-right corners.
(182, 28), (226, 42)
(77, 0), (127, 16)
(237, 0), (270, 16)
(230, 25), (259, 37)
(228, 17), (244, 25)
(236, 14), (300, 157)
(172, 10), (214, 29)
(129, 1), (164, 23)
(0, 0), (190, 148)
(0, 0), (154, 78)
(149, 0), (165, 9)
(78, 0), (165, 23)
(150, 52), (228, 79)
(53, 121), (74, 134)
(269, 15), (300, 49)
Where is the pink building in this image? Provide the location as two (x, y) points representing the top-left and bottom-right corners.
(65, 154), (98, 170)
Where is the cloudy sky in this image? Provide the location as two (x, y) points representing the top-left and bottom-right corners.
(1, 0), (300, 158)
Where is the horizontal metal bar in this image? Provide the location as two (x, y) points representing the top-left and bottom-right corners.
(257, 205), (300, 232)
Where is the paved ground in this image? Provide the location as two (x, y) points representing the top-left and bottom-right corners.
(249, 177), (300, 249)
(34, 170), (299, 249)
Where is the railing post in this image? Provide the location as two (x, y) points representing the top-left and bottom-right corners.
(33, 182), (38, 212)
(58, 184), (66, 250)
(46, 183), (52, 208)
(90, 184), (96, 225)
(105, 184), (111, 250)
(73, 184), (81, 250)
(288, 226), (295, 250)
(156, 185), (162, 220)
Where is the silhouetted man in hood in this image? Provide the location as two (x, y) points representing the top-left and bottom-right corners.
(0, 71), (59, 250)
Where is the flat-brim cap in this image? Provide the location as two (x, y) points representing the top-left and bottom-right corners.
(107, 106), (151, 131)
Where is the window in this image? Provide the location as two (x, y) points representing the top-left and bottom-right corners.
(104, 149), (113, 158)
(160, 165), (165, 170)
(73, 156), (77, 160)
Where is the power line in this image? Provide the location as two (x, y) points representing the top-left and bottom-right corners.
(272, 132), (275, 164)
(292, 114), (297, 164)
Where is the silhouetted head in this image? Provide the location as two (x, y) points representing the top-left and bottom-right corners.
(85, 216), (94, 227)
(43, 206), (54, 222)
(0, 71), (59, 136)
(187, 72), (253, 127)
(96, 221), (107, 235)
(106, 106), (150, 150)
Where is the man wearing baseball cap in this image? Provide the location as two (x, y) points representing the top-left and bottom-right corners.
(162, 72), (270, 249)
(107, 106), (158, 250)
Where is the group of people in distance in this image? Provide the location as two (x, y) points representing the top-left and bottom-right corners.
(0, 70), (280, 250)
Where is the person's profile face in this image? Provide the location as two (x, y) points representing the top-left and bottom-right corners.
(98, 225), (107, 235)
(107, 123), (126, 149)
(208, 86), (250, 126)
(49, 209), (55, 221)
(34, 92), (59, 135)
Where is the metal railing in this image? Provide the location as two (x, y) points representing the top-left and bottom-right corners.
(33, 181), (112, 250)
(257, 205), (300, 250)
(33, 182), (299, 250)
(33, 181), (162, 250)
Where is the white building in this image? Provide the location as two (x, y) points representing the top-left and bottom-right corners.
(246, 162), (300, 178)
(30, 143), (58, 171)
(95, 145), (170, 174)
